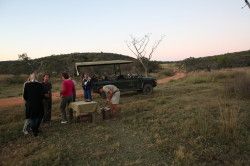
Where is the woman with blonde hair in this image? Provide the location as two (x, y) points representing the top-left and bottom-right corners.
(23, 72), (44, 136)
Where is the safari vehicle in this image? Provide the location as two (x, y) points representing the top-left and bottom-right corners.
(75, 60), (157, 94)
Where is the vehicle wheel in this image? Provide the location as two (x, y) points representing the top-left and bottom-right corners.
(143, 84), (153, 95)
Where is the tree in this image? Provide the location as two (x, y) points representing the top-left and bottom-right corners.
(126, 34), (164, 76)
(18, 53), (30, 61)
(17, 53), (34, 74)
(242, 0), (250, 9)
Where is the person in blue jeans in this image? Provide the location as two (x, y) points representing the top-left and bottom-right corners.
(82, 73), (92, 102)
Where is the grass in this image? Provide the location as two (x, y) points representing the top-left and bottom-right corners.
(218, 98), (240, 138)
(0, 75), (82, 98)
(0, 68), (250, 165)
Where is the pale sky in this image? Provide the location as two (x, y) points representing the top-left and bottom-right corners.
(0, 0), (249, 61)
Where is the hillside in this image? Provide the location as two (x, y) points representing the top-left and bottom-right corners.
(1, 50), (250, 75)
(180, 50), (250, 71)
(0, 53), (135, 75)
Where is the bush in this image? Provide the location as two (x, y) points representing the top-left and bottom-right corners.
(161, 68), (175, 77)
(6, 75), (27, 84)
(181, 50), (250, 72)
(133, 57), (161, 74)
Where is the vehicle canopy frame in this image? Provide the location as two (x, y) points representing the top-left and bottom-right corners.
(75, 60), (133, 76)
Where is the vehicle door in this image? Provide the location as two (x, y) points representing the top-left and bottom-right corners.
(111, 75), (132, 91)
(129, 77), (143, 90)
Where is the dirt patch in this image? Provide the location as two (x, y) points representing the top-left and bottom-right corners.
(0, 72), (186, 108)
(157, 72), (186, 84)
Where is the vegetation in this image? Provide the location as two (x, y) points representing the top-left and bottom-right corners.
(0, 68), (249, 165)
(181, 50), (250, 72)
(0, 52), (161, 78)
(0, 53), (135, 75)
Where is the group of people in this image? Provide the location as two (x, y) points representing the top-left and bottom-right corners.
(22, 72), (120, 137)
(22, 72), (52, 136)
(81, 73), (121, 117)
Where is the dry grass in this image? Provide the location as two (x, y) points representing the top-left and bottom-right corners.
(224, 72), (250, 99)
(0, 68), (249, 165)
(218, 99), (240, 138)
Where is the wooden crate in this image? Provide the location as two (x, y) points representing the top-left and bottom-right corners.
(69, 101), (98, 122)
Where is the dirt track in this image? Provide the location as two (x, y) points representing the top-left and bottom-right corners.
(0, 72), (186, 108)
(157, 72), (186, 84)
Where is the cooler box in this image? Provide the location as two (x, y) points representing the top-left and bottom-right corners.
(69, 101), (98, 122)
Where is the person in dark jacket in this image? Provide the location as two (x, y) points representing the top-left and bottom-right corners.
(42, 73), (52, 124)
(82, 73), (92, 102)
(23, 73), (44, 136)
(22, 77), (31, 135)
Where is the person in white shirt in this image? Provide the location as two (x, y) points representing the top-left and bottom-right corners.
(98, 85), (120, 117)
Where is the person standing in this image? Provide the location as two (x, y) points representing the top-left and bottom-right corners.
(22, 76), (31, 135)
(98, 85), (120, 117)
(60, 72), (75, 123)
(23, 72), (44, 136)
(70, 77), (77, 102)
(42, 73), (52, 124)
(82, 73), (92, 102)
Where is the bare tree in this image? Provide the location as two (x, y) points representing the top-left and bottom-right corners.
(242, 0), (250, 9)
(126, 34), (165, 76)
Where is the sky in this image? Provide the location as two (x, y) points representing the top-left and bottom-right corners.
(0, 0), (250, 61)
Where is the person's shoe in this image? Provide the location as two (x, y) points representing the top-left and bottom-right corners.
(61, 121), (68, 124)
(85, 99), (92, 102)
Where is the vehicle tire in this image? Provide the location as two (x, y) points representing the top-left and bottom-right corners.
(143, 84), (153, 95)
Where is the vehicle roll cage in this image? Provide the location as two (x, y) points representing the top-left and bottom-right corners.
(75, 60), (133, 76)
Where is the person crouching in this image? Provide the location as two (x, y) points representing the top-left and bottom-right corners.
(98, 85), (120, 117)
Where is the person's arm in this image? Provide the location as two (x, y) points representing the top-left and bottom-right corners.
(60, 82), (65, 97)
(44, 85), (50, 98)
(72, 81), (76, 100)
(107, 90), (113, 102)
(41, 84), (45, 99)
(49, 83), (52, 98)
(23, 83), (28, 101)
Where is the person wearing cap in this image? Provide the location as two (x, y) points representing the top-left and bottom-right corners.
(98, 85), (120, 117)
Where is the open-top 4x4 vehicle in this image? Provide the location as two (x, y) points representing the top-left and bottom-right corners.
(75, 60), (157, 95)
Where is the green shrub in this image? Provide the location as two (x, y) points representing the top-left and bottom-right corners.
(6, 75), (26, 84)
(161, 68), (175, 77)
(181, 50), (250, 72)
